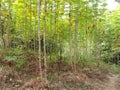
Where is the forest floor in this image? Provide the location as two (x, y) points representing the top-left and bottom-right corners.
(104, 75), (120, 90)
(0, 52), (120, 90)
(0, 63), (120, 90)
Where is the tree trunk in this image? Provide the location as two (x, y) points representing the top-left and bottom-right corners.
(7, 0), (11, 49)
(43, 0), (47, 79)
(38, 0), (42, 78)
(69, 2), (74, 72)
(74, 17), (78, 73)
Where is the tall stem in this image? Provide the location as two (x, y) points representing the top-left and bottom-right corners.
(43, 0), (47, 79)
(38, 0), (42, 78)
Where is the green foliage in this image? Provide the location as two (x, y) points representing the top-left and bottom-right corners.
(109, 64), (120, 74)
(15, 59), (27, 71)
(3, 55), (27, 71)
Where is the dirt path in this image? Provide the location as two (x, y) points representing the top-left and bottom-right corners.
(104, 75), (120, 90)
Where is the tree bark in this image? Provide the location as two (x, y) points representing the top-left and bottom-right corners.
(69, 2), (74, 72)
(38, 0), (42, 78)
(43, 0), (47, 79)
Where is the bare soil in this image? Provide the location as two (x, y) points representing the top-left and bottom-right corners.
(104, 75), (120, 90)
(0, 60), (120, 90)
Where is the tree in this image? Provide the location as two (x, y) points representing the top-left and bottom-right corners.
(43, 0), (47, 79)
(38, 0), (42, 78)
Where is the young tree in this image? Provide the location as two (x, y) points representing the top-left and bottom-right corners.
(69, 1), (74, 72)
(7, 0), (11, 49)
(38, 0), (42, 78)
(74, 1), (79, 72)
(43, 0), (47, 79)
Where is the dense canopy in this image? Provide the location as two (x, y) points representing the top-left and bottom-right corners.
(0, 0), (120, 89)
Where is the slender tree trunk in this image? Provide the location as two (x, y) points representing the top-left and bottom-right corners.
(29, 0), (32, 49)
(73, 1), (79, 73)
(94, 1), (100, 61)
(38, 0), (42, 78)
(34, 10), (37, 51)
(74, 17), (78, 73)
(49, 1), (53, 61)
(85, 5), (88, 57)
(1, 25), (6, 49)
(69, 2), (74, 72)
(0, 4), (4, 49)
(33, 1), (38, 51)
(24, 0), (27, 50)
(43, 0), (47, 79)
(7, 0), (11, 49)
